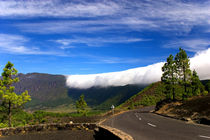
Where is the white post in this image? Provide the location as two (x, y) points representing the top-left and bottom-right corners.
(111, 105), (115, 127)
(111, 105), (115, 115)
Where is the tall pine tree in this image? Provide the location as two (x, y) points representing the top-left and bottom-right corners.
(175, 48), (191, 99)
(191, 70), (204, 96)
(161, 55), (177, 100)
(0, 62), (31, 127)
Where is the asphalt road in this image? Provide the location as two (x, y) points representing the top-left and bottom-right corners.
(103, 107), (210, 140)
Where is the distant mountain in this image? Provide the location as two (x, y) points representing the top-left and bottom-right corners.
(14, 73), (70, 110)
(14, 73), (146, 110)
(68, 84), (145, 110)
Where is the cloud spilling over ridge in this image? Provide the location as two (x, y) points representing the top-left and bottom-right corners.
(66, 48), (210, 89)
(191, 48), (210, 80)
(66, 62), (164, 89)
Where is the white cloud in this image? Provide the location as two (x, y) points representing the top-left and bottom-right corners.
(66, 48), (210, 89)
(66, 62), (164, 89)
(0, 0), (119, 18)
(164, 39), (210, 52)
(55, 36), (146, 47)
(190, 48), (210, 80)
(60, 46), (75, 49)
(16, 20), (112, 34)
(10, 0), (210, 34)
(0, 34), (64, 55)
(86, 56), (143, 64)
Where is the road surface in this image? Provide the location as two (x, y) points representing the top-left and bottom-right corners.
(103, 107), (210, 140)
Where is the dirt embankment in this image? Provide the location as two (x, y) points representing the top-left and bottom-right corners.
(155, 94), (210, 125)
(0, 130), (95, 140)
(0, 123), (123, 140)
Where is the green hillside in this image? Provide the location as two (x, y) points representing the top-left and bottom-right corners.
(14, 73), (145, 111)
(201, 80), (210, 93)
(68, 84), (145, 110)
(14, 73), (72, 110)
(67, 84), (145, 110)
(119, 82), (165, 109)
(119, 80), (210, 110)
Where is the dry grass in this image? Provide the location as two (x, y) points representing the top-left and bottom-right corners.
(156, 94), (210, 121)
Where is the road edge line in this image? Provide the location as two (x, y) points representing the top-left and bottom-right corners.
(98, 124), (134, 140)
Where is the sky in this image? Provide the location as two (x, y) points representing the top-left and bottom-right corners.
(0, 0), (210, 87)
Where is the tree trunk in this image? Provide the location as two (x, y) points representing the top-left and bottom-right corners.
(183, 67), (187, 93)
(172, 87), (175, 101)
(183, 66), (187, 100)
(172, 68), (175, 101)
(8, 101), (12, 127)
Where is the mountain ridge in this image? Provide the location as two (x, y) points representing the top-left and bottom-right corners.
(13, 73), (146, 111)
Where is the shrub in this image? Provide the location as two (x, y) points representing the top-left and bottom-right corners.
(0, 123), (8, 128)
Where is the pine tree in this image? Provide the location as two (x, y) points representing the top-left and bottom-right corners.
(0, 62), (31, 127)
(205, 81), (210, 93)
(175, 48), (192, 99)
(191, 70), (204, 96)
(161, 54), (177, 100)
(76, 94), (88, 116)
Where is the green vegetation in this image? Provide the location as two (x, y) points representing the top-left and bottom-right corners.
(0, 62), (31, 127)
(191, 70), (205, 96)
(76, 94), (88, 116)
(119, 82), (165, 109)
(0, 62), (144, 128)
(120, 48), (209, 111)
(175, 48), (192, 98)
(205, 81), (210, 93)
(15, 73), (71, 109)
(0, 108), (105, 128)
(161, 54), (177, 100)
(13, 73), (145, 110)
(161, 48), (207, 101)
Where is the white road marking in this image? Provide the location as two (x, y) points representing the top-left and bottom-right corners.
(199, 135), (210, 139)
(134, 113), (138, 118)
(147, 123), (156, 127)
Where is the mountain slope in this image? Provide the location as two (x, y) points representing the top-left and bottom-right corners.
(120, 80), (210, 110)
(119, 82), (165, 109)
(14, 73), (145, 111)
(68, 84), (145, 110)
(14, 73), (71, 109)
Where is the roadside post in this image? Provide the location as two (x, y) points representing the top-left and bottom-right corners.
(111, 105), (115, 127)
(111, 105), (115, 115)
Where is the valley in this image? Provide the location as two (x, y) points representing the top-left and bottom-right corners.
(14, 73), (146, 111)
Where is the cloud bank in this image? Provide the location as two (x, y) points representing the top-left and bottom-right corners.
(66, 48), (210, 89)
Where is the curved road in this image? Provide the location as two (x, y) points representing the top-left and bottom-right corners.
(102, 107), (210, 140)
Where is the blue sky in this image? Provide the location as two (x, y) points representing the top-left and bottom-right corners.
(0, 0), (210, 75)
